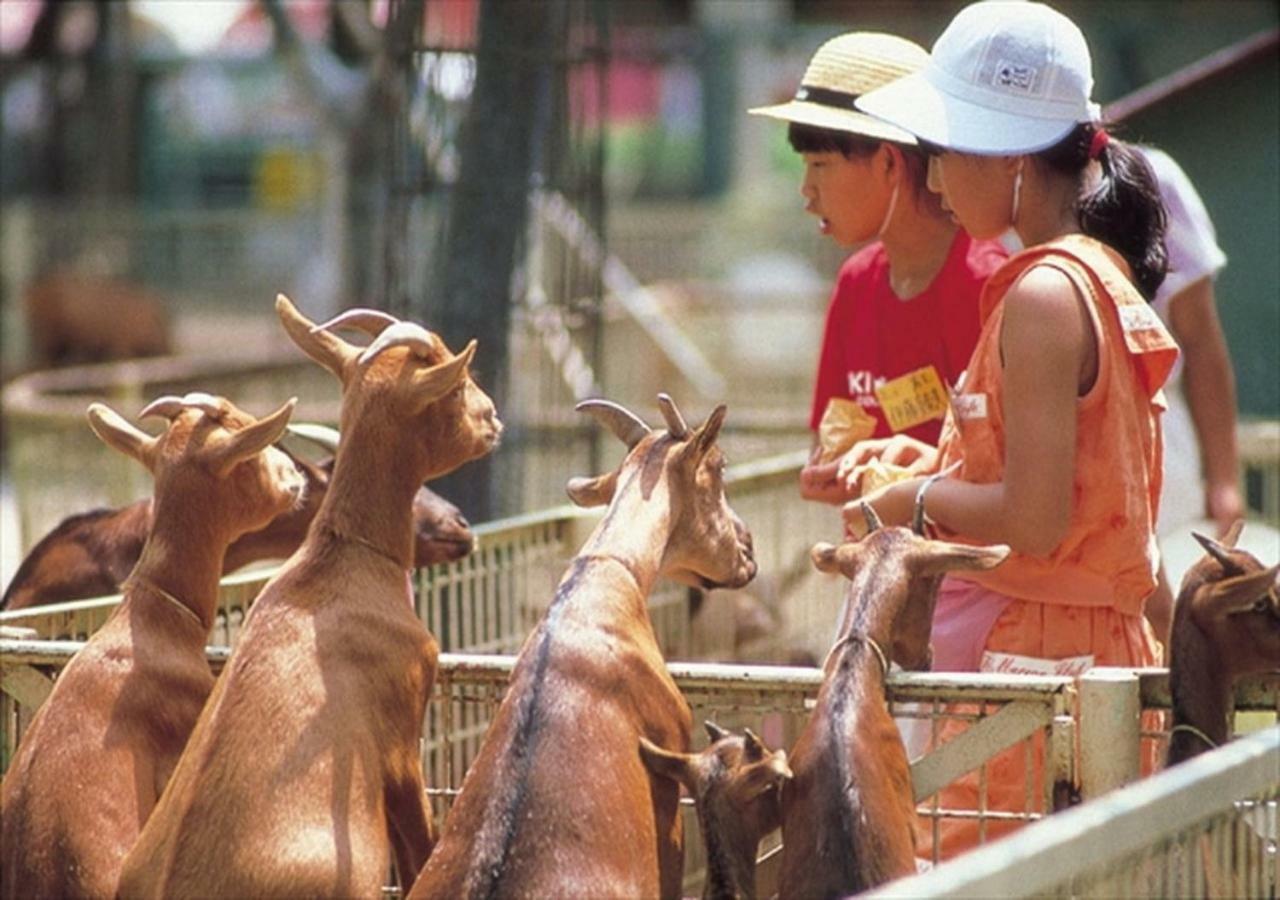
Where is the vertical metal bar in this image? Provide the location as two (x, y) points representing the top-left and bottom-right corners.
(1079, 668), (1141, 799)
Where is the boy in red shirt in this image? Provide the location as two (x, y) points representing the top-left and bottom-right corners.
(750, 31), (1006, 504)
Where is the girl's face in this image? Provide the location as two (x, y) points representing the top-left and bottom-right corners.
(926, 152), (1013, 240)
(799, 149), (890, 247)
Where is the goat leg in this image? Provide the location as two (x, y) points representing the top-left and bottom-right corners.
(387, 771), (436, 889)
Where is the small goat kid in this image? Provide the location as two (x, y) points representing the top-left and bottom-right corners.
(1, 424), (473, 611)
(117, 296), (501, 899)
(779, 526), (1009, 898)
(0, 393), (304, 900)
(1167, 521), (1280, 765)
(640, 721), (792, 900)
(408, 395), (756, 900)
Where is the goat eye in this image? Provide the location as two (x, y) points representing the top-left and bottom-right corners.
(1252, 598), (1269, 613)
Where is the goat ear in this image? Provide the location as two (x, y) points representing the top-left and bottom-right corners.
(211, 398), (297, 476)
(411, 340), (475, 411)
(276, 294), (358, 379)
(690, 404), (727, 458)
(915, 540), (1011, 576)
(87, 403), (158, 471)
(638, 736), (694, 787)
(810, 542), (841, 574)
(704, 720), (730, 743)
(566, 471), (618, 508)
(1191, 565), (1280, 622)
(742, 728), (766, 761)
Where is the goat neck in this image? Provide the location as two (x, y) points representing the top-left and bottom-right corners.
(311, 418), (429, 572)
(1167, 604), (1233, 764)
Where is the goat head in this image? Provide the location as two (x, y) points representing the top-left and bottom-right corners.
(811, 529), (1010, 671)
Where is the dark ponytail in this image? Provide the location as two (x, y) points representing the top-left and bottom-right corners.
(1036, 123), (1168, 300)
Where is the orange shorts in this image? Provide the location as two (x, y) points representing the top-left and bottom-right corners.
(918, 598), (1163, 862)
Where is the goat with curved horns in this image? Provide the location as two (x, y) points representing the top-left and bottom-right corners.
(1, 422), (474, 611)
(118, 296), (501, 899)
(779, 528), (1009, 898)
(409, 394), (756, 900)
(1167, 521), (1280, 766)
(640, 721), (792, 900)
(0, 393), (305, 900)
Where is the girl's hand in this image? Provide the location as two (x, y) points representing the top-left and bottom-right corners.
(837, 435), (939, 493)
(841, 477), (922, 539)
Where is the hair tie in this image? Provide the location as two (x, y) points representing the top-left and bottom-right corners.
(1088, 128), (1111, 160)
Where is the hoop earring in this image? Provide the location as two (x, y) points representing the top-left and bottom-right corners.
(1010, 158), (1025, 226)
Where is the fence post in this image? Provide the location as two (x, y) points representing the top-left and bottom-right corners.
(1079, 667), (1141, 800)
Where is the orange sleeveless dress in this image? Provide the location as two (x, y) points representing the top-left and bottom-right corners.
(921, 235), (1178, 861)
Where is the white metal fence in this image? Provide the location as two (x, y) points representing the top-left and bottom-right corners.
(868, 724), (1280, 900)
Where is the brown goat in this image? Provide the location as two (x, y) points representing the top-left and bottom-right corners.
(117, 296), (501, 899)
(408, 394), (757, 900)
(640, 721), (792, 900)
(1, 427), (473, 612)
(23, 272), (171, 368)
(779, 527), (1009, 898)
(1167, 521), (1280, 766)
(0, 393), (304, 900)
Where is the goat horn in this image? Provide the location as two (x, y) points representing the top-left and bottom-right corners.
(860, 500), (883, 534)
(576, 399), (651, 449)
(1192, 531), (1243, 575)
(310, 308), (399, 337)
(285, 422), (341, 454)
(358, 321), (436, 366)
(138, 395), (185, 421)
(1222, 519), (1245, 549)
(657, 393), (689, 439)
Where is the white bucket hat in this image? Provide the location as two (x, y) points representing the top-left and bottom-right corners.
(749, 32), (929, 145)
(856, 1), (1101, 155)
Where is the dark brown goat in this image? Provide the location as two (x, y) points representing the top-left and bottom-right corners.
(640, 721), (792, 900)
(1167, 521), (1280, 766)
(1, 429), (473, 611)
(408, 395), (757, 900)
(0, 393), (304, 900)
(779, 528), (1009, 898)
(24, 272), (171, 368)
(118, 296), (501, 899)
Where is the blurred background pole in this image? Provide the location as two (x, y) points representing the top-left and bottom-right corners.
(428, 0), (559, 522)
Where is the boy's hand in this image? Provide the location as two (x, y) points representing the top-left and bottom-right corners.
(800, 446), (856, 505)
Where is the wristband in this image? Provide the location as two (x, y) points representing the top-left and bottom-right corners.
(912, 473), (945, 536)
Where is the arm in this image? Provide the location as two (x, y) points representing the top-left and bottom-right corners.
(1166, 276), (1242, 534)
(847, 268), (1088, 556)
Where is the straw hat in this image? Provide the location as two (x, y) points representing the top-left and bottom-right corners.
(748, 32), (929, 145)
(856, 1), (1101, 155)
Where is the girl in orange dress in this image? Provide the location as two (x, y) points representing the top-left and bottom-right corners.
(840, 0), (1178, 859)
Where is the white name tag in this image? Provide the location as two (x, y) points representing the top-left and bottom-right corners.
(1118, 304), (1163, 333)
(980, 651), (1095, 677)
(952, 393), (988, 421)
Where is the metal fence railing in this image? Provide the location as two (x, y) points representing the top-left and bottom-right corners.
(5, 638), (1276, 898)
(0, 640), (1077, 896)
(867, 724), (1280, 900)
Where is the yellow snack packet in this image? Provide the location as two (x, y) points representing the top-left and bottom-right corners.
(817, 397), (876, 463)
(858, 457), (915, 495)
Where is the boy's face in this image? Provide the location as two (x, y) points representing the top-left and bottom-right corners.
(799, 150), (885, 248)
